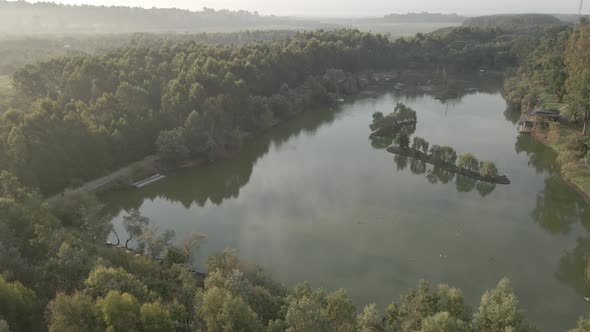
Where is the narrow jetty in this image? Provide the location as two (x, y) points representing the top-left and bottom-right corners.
(132, 174), (166, 188)
(386, 146), (511, 185)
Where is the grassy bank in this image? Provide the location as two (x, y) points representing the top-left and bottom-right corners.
(541, 124), (590, 204)
(529, 84), (590, 204)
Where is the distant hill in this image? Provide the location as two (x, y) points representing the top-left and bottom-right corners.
(553, 14), (590, 23)
(462, 14), (562, 27)
(0, 0), (331, 34)
(359, 12), (466, 24)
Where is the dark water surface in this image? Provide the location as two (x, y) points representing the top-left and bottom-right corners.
(104, 81), (590, 331)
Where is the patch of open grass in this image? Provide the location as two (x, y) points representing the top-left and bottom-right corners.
(564, 163), (590, 197)
(533, 83), (565, 110)
(538, 90), (564, 110)
(550, 124), (579, 150)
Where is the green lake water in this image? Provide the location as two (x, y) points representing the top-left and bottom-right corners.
(103, 79), (590, 331)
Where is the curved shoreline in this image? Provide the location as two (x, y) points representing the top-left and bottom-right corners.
(386, 146), (511, 185)
(531, 131), (590, 206)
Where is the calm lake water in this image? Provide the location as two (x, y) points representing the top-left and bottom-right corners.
(104, 77), (590, 331)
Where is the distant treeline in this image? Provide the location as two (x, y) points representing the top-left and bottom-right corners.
(463, 14), (562, 27)
(0, 0), (331, 34)
(0, 31), (298, 75)
(361, 12), (466, 23)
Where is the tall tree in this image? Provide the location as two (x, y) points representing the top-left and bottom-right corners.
(472, 278), (534, 332)
(565, 19), (590, 135)
(122, 209), (150, 249)
(47, 292), (103, 332)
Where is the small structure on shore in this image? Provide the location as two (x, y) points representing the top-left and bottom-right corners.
(527, 109), (561, 121)
(518, 120), (534, 134)
(132, 174), (166, 188)
(518, 109), (561, 134)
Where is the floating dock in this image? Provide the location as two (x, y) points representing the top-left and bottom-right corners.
(132, 174), (166, 188)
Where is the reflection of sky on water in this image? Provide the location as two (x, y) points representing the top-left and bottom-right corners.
(104, 85), (590, 332)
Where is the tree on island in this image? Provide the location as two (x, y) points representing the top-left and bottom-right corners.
(458, 153), (480, 172)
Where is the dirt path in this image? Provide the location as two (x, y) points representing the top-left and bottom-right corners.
(46, 155), (158, 202)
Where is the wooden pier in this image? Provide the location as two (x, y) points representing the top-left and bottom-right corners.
(132, 174), (166, 188)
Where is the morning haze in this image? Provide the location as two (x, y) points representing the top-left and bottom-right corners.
(26, 0), (589, 16)
(1, 0), (590, 332)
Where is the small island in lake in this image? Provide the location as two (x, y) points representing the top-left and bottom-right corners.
(371, 104), (511, 185)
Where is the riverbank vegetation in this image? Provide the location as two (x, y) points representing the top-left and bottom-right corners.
(504, 19), (590, 201)
(2, 170), (586, 331)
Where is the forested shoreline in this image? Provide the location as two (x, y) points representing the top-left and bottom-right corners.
(503, 19), (590, 203)
(0, 28), (520, 195)
(4, 18), (590, 331)
(1, 170), (581, 332)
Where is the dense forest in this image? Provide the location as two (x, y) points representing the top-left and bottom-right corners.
(4, 169), (579, 332)
(504, 19), (590, 161)
(462, 14), (563, 28)
(0, 0), (331, 34)
(2, 10), (590, 330)
(0, 31), (298, 75)
(0, 28), (522, 195)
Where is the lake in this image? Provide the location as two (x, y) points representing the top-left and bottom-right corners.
(103, 76), (590, 331)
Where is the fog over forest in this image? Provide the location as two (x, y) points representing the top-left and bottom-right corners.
(1, 1), (590, 332)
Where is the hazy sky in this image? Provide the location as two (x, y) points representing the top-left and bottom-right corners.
(28, 0), (588, 17)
